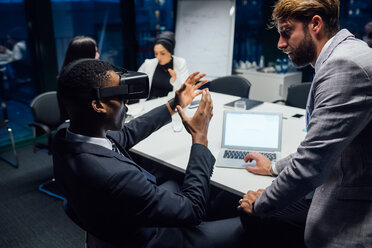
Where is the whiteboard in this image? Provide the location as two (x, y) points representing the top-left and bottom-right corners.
(174, 0), (235, 80)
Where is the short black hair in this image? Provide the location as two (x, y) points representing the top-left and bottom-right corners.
(58, 59), (113, 113)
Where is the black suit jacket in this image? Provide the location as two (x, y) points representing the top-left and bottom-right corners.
(53, 104), (215, 247)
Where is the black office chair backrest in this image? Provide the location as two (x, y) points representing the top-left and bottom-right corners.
(208, 75), (251, 98)
(285, 82), (312, 109)
(63, 199), (123, 248)
(30, 91), (62, 129)
(63, 199), (85, 229)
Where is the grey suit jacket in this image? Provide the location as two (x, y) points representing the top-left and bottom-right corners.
(254, 29), (372, 247)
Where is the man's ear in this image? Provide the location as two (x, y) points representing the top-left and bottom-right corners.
(309, 15), (324, 36)
(91, 99), (107, 114)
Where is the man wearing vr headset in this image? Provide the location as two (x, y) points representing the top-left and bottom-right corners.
(54, 59), (246, 247)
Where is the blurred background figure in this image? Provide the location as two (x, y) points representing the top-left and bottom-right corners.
(0, 27), (31, 85)
(0, 27), (27, 64)
(138, 31), (189, 100)
(363, 21), (372, 48)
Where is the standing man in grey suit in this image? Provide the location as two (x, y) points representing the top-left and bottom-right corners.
(240, 0), (372, 247)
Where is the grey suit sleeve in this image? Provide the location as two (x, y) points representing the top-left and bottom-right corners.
(254, 58), (372, 216)
(274, 154), (293, 173)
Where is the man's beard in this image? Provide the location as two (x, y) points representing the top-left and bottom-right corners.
(288, 29), (316, 67)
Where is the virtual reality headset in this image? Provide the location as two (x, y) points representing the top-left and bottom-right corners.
(62, 58), (149, 100)
(102, 64), (149, 100)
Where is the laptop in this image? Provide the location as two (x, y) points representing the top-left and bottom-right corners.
(216, 111), (282, 169)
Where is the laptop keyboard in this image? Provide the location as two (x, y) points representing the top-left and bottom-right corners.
(223, 150), (277, 161)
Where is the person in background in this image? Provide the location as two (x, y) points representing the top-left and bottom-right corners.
(59, 36), (99, 121)
(0, 27), (30, 84)
(138, 31), (189, 99)
(55, 59), (246, 247)
(0, 27), (27, 64)
(239, 0), (372, 247)
(62, 36), (99, 69)
(363, 21), (372, 48)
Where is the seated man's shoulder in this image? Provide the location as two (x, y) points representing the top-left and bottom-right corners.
(62, 152), (145, 189)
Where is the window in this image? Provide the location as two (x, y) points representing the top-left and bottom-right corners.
(233, 0), (264, 69)
(0, 0), (36, 102)
(340, 0), (372, 41)
(0, 0), (35, 147)
(135, 0), (174, 69)
(51, 0), (123, 69)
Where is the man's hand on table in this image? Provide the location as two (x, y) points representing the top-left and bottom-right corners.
(244, 153), (273, 176)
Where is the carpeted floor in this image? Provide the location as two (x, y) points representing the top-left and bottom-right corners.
(0, 145), (84, 248)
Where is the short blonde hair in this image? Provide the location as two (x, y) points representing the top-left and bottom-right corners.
(271, 0), (340, 36)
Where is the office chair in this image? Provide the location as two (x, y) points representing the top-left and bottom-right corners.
(29, 91), (64, 155)
(273, 82), (312, 109)
(0, 99), (19, 168)
(63, 199), (121, 248)
(29, 91), (65, 200)
(208, 75), (251, 98)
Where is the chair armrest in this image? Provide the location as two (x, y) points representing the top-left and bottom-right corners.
(28, 122), (51, 135)
(29, 122), (55, 154)
(273, 99), (285, 104)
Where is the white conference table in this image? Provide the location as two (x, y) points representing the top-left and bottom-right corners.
(128, 92), (306, 196)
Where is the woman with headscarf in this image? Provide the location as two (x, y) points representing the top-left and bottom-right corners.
(138, 31), (189, 99)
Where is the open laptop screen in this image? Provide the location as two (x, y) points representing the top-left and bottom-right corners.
(222, 111), (282, 151)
